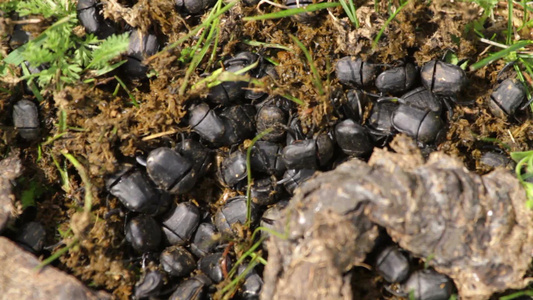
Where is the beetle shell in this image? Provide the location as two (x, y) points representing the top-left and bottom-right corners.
(391, 105), (445, 144)
(107, 170), (164, 215)
(189, 103), (226, 145)
(15, 221), (46, 253)
(250, 141), (286, 176)
(176, 138), (214, 178)
(401, 87), (442, 113)
(76, 0), (115, 38)
(376, 63), (418, 94)
(160, 245), (197, 277)
(256, 105), (289, 142)
(238, 264), (263, 299)
(420, 60), (467, 96)
(218, 151), (248, 187)
(123, 30), (159, 78)
(366, 100), (398, 142)
(134, 271), (164, 299)
(281, 169), (315, 195)
(335, 119), (373, 157)
(198, 252), (232, 283)
(488, 78), (526, 118)
(375, 246), (409, 283)
(175, 0), (217, 14)
(190, 222), (219, 257)
(403, 269), (454, 300)
(13, 99), (40, 141)
(169, 274), (212, 300)
(125, 215), (162, 253)
(214, 196), (259, 234)
(251, 176), (281, 206)
(146, 147), (194, 194)
(161, 202), (201, 246)
(219, 105), (256, 146)
(336, 57), (379, 87)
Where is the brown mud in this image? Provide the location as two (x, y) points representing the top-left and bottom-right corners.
(1, 0), (532, 299)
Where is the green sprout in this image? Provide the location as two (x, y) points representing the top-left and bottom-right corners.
(510, 150), (533, 209)
(339, 0), (359, 28)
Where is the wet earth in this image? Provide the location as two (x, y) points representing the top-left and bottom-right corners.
(1, 0), (533, 299)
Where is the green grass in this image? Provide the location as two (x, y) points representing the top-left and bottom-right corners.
(500, 290), (533, 300)
(339, 0), (359, 28)
(290, 34), (324, 96)
(510, 150), (533, 209)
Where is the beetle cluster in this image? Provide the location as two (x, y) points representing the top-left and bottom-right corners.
(334, 58), (470, 148)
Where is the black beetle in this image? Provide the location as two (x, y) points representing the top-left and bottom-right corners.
(376, 63), (418, 94)
(125, 215), (162, 253)
(176, 138), (214, 179)
(76, 0), (115, 38)
(13, 99), (40, 141)
(188, 103), (226, 145)
(335, 119), (374, 157)
(279, 169), (315, 195)
(284, 0), (317, 24)
(198, 252), (232, 283)
(256, 102), (289, 142)
(214, 196), (259, 235)
(219, 104), (257, 145)
(161, 202), (201, 246)
(420, 60), (467, 97)
(336, 57), (380, 88)
(134, 270), (164, 299)
(366, 100), (398, 143)
(175, 0), (217, 14)
(331, 89), (368, 123)
(123, 29), (159, 79)
(14, 221), (46, 253)
(250, 141), (286, 176)
(251, 176), (281, 206)
(488, 78), (527, 118)
(390, 101), (445, 144)
(146, 147), (196, 194)
(207, 52), (260, 105)
(217, 151), (248, 187)
(106, 168), (168, 215)
(9, 25), (30, 50)
(402, 269), (454, 300)
(190, 222), (220, 258)
(160, 245), (197, 277)
(375, 246), (409, 283)
(479, 151), (515, 170)
(401, 87), (442, 113)
(238, 263), (263, 299)
(169, 274), (212, 300)
(282, 132), (334, 169)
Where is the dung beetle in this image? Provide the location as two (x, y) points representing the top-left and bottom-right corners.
(282, 133), (334, 170)
(331, 89), (368, 123)
(255, 102), (289, 142)
(279, 169), (315, 195)
(402, 269), (454, 300)
(400, 87), (442, 113)
(190, 222), (220, 258)
(488, 78), (527, 118)
(146, 147), (195, 194)
(214, 196), (259, 235)
(335, 119), (374, 157)
(238, 263), (263, 299)
(217, 151), (248, 187)
(336, 57), (380, 88)
(375, 246), (409, 283)
(13, 99), (40, 141)
(284, 0), (317, 24)
(420, 60), (467, 97)
(260, 201), (288, 241)
(390, 101), (445, 144)
(366, 100), (398, 144)
(251, 176), (281, 206)
(175, 138), (214, 179)
(76, 0), (114, 38)
(479, 151), (515, 170)
(219, 104), (257, 145)
(9, 25), (30, 50)
(376, 63), (418, 94)
(123, 29), (159, 79)
(134, 270), (164, 299)
(250, 141), (286, 176)
(106, 168), (168, 215)
(198, 252), (232, 283)
(207, 52), (260, 105)
(125, 215), (162, 253)
(14, 221), (46, 253)
(285, 116), (307, 145)
(161, 202), (200, 246)
(160, 245), (197, 277)
(189, 103), (226, 145)
(169, 274), (212, 300)
(175, 0), (217, 14)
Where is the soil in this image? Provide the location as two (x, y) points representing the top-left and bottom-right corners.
(0, 0), (532, 299)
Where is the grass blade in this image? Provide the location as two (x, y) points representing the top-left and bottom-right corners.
(290, 34), (324, 95)
(470, 40), (533, 71)
(372, 0), (410, 49)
